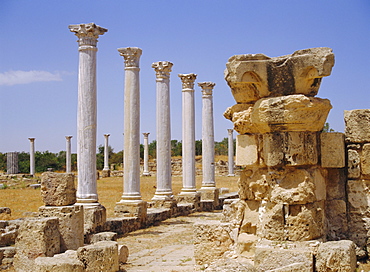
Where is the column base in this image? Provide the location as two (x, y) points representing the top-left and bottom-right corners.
(101, 169), (111, 178)
(151, 198), (177, 209)
(175, 192), (201, 211)
(142, 171), (151, 176)
(227, 173), (236, 177)
(199, 187), (220, 210)
(114, 200), (147, 226)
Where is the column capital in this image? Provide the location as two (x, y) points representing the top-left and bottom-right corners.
(143, 133), (150, 137)
(227, 129), (234, 135)
(178, 73), (197, 90)
(104, 134), (110, 138)
(118, 47), (142, 68)
(69, 23), (107, 48)
(152, 61), (173, 79)
(28, 138), (35, 142)
(198, 82), (215, 96)
(65, 136), (73, 140)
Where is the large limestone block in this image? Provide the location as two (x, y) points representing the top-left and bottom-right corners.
(320, 132), (345, 168)
(347, 179), (370, 213)
(225, 47), (334, 103)
(41, 172), (76, 206)
(347, 212), (370, 248)
(34, 250), (84, 272)
(14, 217), (60, 272)
(236, 134), (259, 166)
(326, 199), (348, 241)
(315, 240), (356, 272)
(239, 167), (326, 205)
(239, 200), (260, 235)
(326, 168), (346, 200)
(361, 143), (370, 177)
(193, 221), (233, 266)
(39, 205), (84, 251)
(347, 149), (361, 179)
(286, 201), (326, 241)
(77, 241), (119, 272)
(224, 95), (332, 134)
(345, 109), (370, 143)
(83, 204), (106, 237)
(254, 247), (313, 272)
(258, 202), (285, 241)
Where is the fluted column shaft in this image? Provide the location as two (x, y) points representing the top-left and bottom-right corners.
(142, 133), (150, 176)
(119, 47), (142, 202)
(152, 61), (174, 200)
(179, 73), (197, 194)
(28, 138), (35, 176)
(7, 152), (18, 175)
(103, 134), (110, 170)
(199, 82), (216, 188)
(69, 23), (107, 203)
(227, 129), (235, 176)
(65, 136), (72, 173)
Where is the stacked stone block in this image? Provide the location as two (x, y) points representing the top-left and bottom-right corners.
(345, 109), (370, 252)
(222, 48), (354, 270)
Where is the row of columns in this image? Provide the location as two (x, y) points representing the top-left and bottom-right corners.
(68, 22), (235, 210)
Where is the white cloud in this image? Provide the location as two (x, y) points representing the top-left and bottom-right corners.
(0, 70), (63, 86)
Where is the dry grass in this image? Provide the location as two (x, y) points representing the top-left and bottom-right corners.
(0, 174), (239, 219)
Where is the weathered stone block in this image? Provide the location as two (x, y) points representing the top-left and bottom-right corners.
(0, 207), (11, 220)
(347, 213), (370, 248)
(14, 217), (60, 272)
(200, 187), (219, 207)
(361, 143), (370, 177)
(89, 231), (117, 243)
(105, 217), (140, 235)
(41, 172), (76, 206)
(77, 241), (119, 272)
(262, 132), (285, 166)
(254, 247), (313, 272)
(285, 132), (318, 166)
(237, 233), (258, 257)
(0, 246), (15, 269)
(326, 168), (346, 200)
(316, 240), (356, 272)
(118, 244), (129, 264)
(193, 221), (233, 266)
(236, 134), (258, 166)
(258, 202), (285, 241)
(175, 193), (201, 211)
(240, 200), (259, 235)
(114, 200), (147, 227)
(34, 250), (84, 272)
(326, 199), (348, 241)
(345, 109), (370, 143)
(321, 132), (345, 168)
(83, 204), (106, 237)
(101, 169), (111, 178)
(39, 205), (84, 251)
(225, 47), (334, 103)
(286, 201), (326, 241)
(347, 149), (361, 179)
(347, 179), (370, 213)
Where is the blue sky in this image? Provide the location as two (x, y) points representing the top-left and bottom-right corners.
(1, 1), (369, 153)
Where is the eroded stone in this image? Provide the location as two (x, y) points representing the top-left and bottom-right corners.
(41, 172), (76, 206)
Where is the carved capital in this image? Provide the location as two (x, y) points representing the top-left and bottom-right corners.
(198, 82), (215, 96)
(152, 61), (173, 79)
(69, 23), (107, 48)
(118, 47), (142, 68)
(178, 73), (197, 90)
(143, 133), (150, 138)
(227, 129), (234, 135)
(65, 136), (73, 140)
(104, 134), (110, 138)
(28, 138), (35, 143)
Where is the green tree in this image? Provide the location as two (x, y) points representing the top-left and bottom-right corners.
(195, 140), (202, 156)
(322, 122), (335, 133)
(18, 152), (30, 173)
(35, 151), (60, 173)
(0, 153), (6, 172)
(171, 140), (182, 156)
(149, 140), (157, 159)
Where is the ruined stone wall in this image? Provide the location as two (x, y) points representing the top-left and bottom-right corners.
(345, 109), (370, 252)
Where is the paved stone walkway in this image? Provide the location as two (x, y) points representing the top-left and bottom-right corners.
(118, 211), (223, 272)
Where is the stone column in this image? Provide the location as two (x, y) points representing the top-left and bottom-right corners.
(199, 82), (219, 208)
(115, 47), (147, 222)
(227, 129), (235, 176)
(69, 23), (107, 204)
(65, 136), (72, 173)
(142, 133), (151, 176)
(6, 152), (18, 174)
(69, 23), (107, 238)
(152, 61), (174, 203)
(177, 73), (200, 208)
(101, 134), (111, 178)
(29, 138), (35, 176)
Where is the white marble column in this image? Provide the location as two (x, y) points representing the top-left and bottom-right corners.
(227, 129), (235, 176)
(199, 82), (216, 188)
(65, 136), (72, 173)
(152, 61), (174, 200)
(179, 73), (197, 195)
(28, 138), (35, 176)
(69, 23), (107, 204)
(142, 133), (151, 176)
(118, 47), (143, 202)
(103, 134), (110, 171)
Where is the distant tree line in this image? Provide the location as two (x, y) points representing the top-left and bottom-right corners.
(0, 138), (235, 173)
